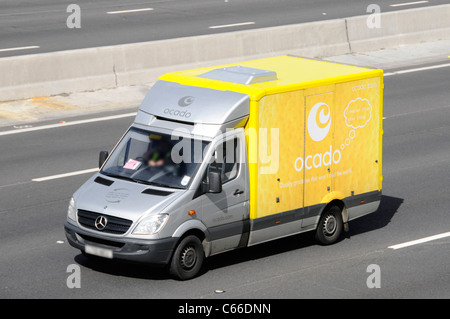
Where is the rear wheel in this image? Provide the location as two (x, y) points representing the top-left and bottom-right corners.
(315, 205), (343, 245)
(169, 235), (204, 280)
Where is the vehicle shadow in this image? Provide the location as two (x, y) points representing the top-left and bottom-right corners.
(205, 195), (403, 273)
(345, 195), (403, 237)
(74, 253), (172, 280)
(75, 195), (403, 280)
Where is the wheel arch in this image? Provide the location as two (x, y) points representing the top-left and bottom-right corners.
(171, 220), (210, 257)
(318, 198), (348, 226)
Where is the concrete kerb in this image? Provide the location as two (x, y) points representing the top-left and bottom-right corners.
(346, 4), (450, 52)
(0, 47), (117, 100)
(0, 19), (349, 102)
(113, 18), (349, 86)
(0, 4), (449, 102)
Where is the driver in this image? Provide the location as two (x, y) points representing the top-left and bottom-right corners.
(143, 140), (173, 167)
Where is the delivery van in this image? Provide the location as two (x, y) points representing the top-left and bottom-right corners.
(65, 56), (383, 280)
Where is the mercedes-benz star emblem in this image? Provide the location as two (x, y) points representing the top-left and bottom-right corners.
(95, 216), (108, 231)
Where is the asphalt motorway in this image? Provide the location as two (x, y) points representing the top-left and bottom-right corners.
(1, 0), (448, 57)
(1, 61), (450, 299)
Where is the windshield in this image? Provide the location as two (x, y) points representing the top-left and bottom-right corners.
(101, 127), (210, 189)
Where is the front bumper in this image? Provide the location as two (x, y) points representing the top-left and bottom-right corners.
(64, 222), (178, 265)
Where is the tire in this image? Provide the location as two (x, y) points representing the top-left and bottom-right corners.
(169, 235), (205, 280)
(315, 206), (343, 245)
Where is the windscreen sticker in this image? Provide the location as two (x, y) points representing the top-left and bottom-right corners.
(181, 175), (191, 186)
(123, 159), (142, 170)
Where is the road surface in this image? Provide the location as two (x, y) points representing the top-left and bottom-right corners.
(0, 59), (449, 299)
(0, 0), (447, 57)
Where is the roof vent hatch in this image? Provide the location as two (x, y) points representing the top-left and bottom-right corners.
(199, 65), (277, 85)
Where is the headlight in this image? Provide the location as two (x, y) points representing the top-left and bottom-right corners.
(67, 197), (77, 222)
(133, 214), (169, 235)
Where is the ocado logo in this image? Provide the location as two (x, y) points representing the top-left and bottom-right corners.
(307, 102), (331, 142)
(164, 108), (191, 118)
(178, 96), (195, 107)
(294, 145), (341, 172)
(294, 102), (341, 172)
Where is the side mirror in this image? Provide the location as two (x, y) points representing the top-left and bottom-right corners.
(208, 171), (222, 193)
(99, 151), (109, 168)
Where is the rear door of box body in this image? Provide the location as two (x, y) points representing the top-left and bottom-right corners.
(333, 77), (382, 220)
(302, 78), (381, 225)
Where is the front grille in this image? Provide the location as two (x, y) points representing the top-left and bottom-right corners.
(77, 210), (133, 234)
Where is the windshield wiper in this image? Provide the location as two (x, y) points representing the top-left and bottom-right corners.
(101, 172), (184, 189)
(146, 181), (184, 189)
(101, 172), (151, 185)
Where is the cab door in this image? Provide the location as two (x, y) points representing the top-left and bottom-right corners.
(200, 130), (249, 255)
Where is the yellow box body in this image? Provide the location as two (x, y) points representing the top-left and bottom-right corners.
(160, 56), (383, 220)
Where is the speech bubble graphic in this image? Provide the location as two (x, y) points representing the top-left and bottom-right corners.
(340, 98), (373, 151)
(344, 98), (372, 130)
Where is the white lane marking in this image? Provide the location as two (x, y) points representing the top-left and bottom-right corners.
(384, 63), (450, 77)
(0, 112), (136, 137)
(0, 46), (40, 53)
(209, 22), (255, 29)
(384, 104), (450, 119)
(388, 232), (450, 250)
(107, 8), (153, 14)
(390, 1), (429, 7)
(32, 168), (98, 182)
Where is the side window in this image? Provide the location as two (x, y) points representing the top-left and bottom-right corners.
(208, 137), (240, 184)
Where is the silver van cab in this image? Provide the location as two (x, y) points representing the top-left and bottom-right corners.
(65, 79), (251, 280)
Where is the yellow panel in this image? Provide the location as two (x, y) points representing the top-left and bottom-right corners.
(333, 77), (381, 197)
(303, 92), (335, 207)
(378, 76), (384, 191)
(246, 100), (260, 220)
(159, 56), (382, 100)
(304, 84), (335, 97)
(254, 90), (305, 219)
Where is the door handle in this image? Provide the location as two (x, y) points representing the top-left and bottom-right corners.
(233, 189), (244, 196)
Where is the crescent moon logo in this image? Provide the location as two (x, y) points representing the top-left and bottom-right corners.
(307, 102), (331, 142)
(178, 96), (195, 107)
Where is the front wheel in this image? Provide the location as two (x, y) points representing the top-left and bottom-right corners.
(315, 206), (343, 245)
(169, 235), (204, 280)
